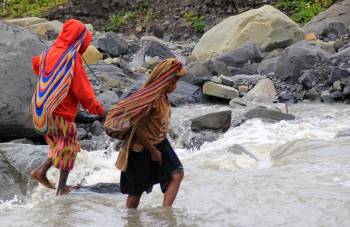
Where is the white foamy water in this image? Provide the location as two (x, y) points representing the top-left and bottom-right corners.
(1, 103), (350, 226)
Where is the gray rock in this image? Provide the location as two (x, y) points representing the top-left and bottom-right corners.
(0, 143), (47, 200)
(191, 110), (232, 132)
(229, 98), (249, 108)
(258, 57), (278, 75)
(244, 78), (277, 102)
(92, 32), (130, 57)
(10, 138), (35, 145)
(244, 106), (295, 122)
(0, 21), (47, 142)
(222, 74), (265, 89)
(203, 82), (239, 100)
(303, 1), (350, 37)
(343, 85), (350, 96)
(203, 59), (231, 76)
(227, 144), (258, 161)
(321, 90), (336, 103)
(80, 183), (121, 194)
(184, 133), (218, 150)
(328, 67), (348, 84)
(97, 90), (119, 111)
(79, 139), (97, 151)
(89, 121), (104, 136)
(229, 66), (255, 76)
(77, 128), (88, 140)
(275, 41), (329, 83)
(131, 41), (175, 68)
(216, 43), (263, 68)
(181, 62), (213, 86)
(333, 80), (343, 91)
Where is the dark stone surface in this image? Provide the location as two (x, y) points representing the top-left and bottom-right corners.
(80, 183), (121, 194)
(244, 106), (295, 122)
(191, 110), (232, 132)
(181, 62), (213, 86)
(92, 32), (130, 57)
(0, 21), (47, 142)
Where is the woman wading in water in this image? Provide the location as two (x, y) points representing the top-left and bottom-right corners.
(104, 59), (186, 209)
(31, 19), (105, 195)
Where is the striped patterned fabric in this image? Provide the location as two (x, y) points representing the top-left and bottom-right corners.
(104, 58), (185, 140)
(45, 114), (80, 170)
(31, 29), (87, 134)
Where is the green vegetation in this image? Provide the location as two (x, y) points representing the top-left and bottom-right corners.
(0, 0), (67, 18)
(102, 3), (155, 33)
(183, 11), (205, 33)
(277, 0), (334, 23)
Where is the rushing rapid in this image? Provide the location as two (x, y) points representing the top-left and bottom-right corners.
(1, 103), (350, 226)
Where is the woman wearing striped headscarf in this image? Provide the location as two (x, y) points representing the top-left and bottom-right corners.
(105, 58), (186, 209)
(30, 19), (105, 196)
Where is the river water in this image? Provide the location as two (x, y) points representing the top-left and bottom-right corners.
(1, 103), (350, 226)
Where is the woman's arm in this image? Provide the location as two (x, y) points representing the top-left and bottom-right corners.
(135, 113), (162, 164)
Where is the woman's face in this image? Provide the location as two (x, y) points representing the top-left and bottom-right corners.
(165, 77), (179, 94)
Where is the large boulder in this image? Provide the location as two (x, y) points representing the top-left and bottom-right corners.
(130, 41), (175, 69)
(82, 45), (103, 65)
(191, 110), (232, 132)
(0, 21), (46, 142)
(181, 62), (214, 86)
(303, 0), (350, 38)
(92, 32), (130, 57)
(4, 17), (47, 27)
(26, 20), (63, 40)
(275, 41), (329, 83)
(0, 143), (47, 200)
(192, 5), (304, 61)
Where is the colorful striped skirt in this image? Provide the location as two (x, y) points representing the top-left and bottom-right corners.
(44, 114), (80, 170)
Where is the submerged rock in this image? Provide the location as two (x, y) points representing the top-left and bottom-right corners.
(80, 183), (121, 194)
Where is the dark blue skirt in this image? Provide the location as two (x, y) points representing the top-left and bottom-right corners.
(120, 138), (183, 195)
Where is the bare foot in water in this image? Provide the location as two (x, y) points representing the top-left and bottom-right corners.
(56, 185), (80, 196)
(30, 170), (56, 189)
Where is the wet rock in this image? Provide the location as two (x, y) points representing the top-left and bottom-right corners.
(321, 90), (336, 103)
(80, 139), (97, 151)
(184, 133), (218, 150)
(0, 143), (47, 200)
(130, 41), (175, 68)
(80, 183), (121, 194)
(182, 62), (213, 86)
(92, 32), (130, 57)
(216, 43), (263, 68)
(192, 5), (304, 61)
(343, 85), (350, 96)
(244, 106), (295, 122)
(227, 144), (258, 161)
(203, 82), (239, 100)
(0, 21), (46, 142)
(275, 41), (329, 83)
(77, 128), (88, 140)
(191, 110), (232, 132)
(244, 78), (277, 102)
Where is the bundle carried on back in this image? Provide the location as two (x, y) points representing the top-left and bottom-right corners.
(31, 28), (87, 134)
(104, 58), (185, 140)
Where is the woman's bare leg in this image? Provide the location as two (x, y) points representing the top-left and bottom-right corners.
(163, 170), (184, 207)
(30, 159), (55, 189)
(127, 195), (142, 209)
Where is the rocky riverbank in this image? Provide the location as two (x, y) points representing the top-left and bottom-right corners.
(2, 2), (350, 144)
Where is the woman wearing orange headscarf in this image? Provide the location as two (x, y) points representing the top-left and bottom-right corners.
(31, 19), (105, 196)
(105, 58), (186, 209)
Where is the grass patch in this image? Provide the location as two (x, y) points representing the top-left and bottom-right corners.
(0, 0), (67, 18)
(277, 0), (334, 23)
(183, 11), (205, 33)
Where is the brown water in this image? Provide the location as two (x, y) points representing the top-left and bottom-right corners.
(1, 103), (350, 226)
